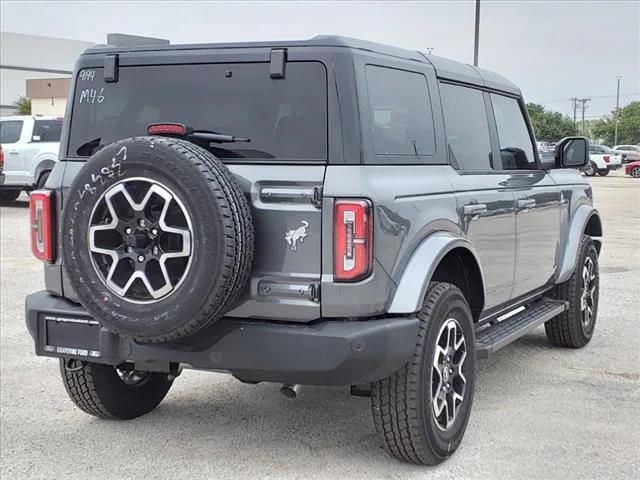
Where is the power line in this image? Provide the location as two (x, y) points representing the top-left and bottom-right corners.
(534, 92), (639, 104)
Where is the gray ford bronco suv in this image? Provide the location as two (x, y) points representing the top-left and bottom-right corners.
(26, 34), (602, 465)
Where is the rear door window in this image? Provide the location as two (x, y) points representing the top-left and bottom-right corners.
(0, 121), (23, 144)
(439, 83), (493, 171)
(365, 65), (436, 157)
(33, 119), (63, 142)
(69, 62), (327, 161)
(490, 94), (536, 170)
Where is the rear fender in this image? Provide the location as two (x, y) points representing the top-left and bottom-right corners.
(387, 232), (485, 314)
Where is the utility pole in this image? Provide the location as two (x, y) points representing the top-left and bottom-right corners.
(614, 76), (622, 145)
(571, 97), (579, 126)
(473, 0), (480, 66)
(579, 98), (591, 135)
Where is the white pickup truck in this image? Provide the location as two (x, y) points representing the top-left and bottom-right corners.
(585, 144), (622, 177)
(0, 116), (63, 201)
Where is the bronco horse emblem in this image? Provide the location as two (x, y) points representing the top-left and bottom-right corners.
(284, 221), (309, 251)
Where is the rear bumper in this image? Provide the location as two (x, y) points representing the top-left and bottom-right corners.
(607, 163), (622, 171)
(25, 291), (418, 386)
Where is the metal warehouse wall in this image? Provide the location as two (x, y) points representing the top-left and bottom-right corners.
(0, 31), (93, 116)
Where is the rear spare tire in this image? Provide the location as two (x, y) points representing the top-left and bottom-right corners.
(62, 136), (254, 342)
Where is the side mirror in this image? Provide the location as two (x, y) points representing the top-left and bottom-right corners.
(554, 137), (589, 169)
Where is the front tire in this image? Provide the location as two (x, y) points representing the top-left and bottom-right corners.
(545, 235), (599, 348)
(371, 282), (476, 465)
(60, 360), (173, 419)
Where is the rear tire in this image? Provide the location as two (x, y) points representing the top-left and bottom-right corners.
(371, 282), (476, 465)
(631, 166), (640, 178)
(545, 235), (599, 348)
(583, 163), (597, 176)
(36, 170), (50, 189)
(0, 190), (21, 202)
(60, 360), (173, 419)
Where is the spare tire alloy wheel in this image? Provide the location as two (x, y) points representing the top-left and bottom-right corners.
(63, 137), (255, 343)
(88, 178), (193, 303)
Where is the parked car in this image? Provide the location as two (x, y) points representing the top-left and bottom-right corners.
(613, 144), (640, 163)
(25, 35), (601, 466)
(625, 160), (640, 178)
(0, 145), (4, 186)
(586, 144), (622, 176)
(0, 115), (62, 201)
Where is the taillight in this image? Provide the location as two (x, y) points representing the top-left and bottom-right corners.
(603, 155), (610, 163)
(0, 146), (4, 168)
(30, 190), (55, 263)
(334, 199), (373, 282)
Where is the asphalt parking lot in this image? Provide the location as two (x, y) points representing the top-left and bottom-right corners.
(1, 171), (638, 480)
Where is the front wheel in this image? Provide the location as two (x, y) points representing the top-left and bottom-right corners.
(60, 360), (173, 419)
(545, 235), (599, 348)
(371, 282), (476, 465)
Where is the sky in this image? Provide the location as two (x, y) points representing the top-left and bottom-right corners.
(1, 0), (638, 118)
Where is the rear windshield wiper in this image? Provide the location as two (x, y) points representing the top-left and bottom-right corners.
(190, 130), (250, 144)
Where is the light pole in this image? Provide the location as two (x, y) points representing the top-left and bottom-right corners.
(614, 76), (621, 146)
(473, 0), (481, 66)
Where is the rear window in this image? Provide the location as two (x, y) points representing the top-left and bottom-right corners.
(33, 119), (63, 142)
(68, 62), (327, 161)
(0, 121), (23, 144)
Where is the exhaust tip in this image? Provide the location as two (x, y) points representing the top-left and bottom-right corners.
(280, 384), (302, 399)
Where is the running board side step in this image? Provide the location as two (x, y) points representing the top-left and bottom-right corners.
(475, 299), (568, 359)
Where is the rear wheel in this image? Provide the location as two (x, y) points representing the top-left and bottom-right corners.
(371, 282), (476, 465)
(631, 166), (640, 178)
(545, 235), (599, 348)
(583, 162), (597, 176)
(0, 190), (21, 202)
(60, 359), (173, 419)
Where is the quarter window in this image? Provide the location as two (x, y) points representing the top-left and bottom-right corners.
(440, 83), (492, 171)
(491, 94), (536, 170)
(0, 121), (23, 144)
(365, 65), (436, 156)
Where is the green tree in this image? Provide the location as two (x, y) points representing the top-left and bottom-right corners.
(592, 101), (640, 146)
(13, 96), (31, 115)
(526, 103), (578, 142)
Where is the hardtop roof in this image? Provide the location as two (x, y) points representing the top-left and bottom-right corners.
(84, 34), (520, 95)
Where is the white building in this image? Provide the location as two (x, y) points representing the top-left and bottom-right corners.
(0, 31), (93, 116)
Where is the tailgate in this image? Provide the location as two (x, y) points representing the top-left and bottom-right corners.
(224, 165), (325, 321)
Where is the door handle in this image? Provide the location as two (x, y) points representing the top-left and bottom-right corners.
(463, 203), (488, 216)
(517, 198), (536, 210)
(8, 150), (19, 154)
